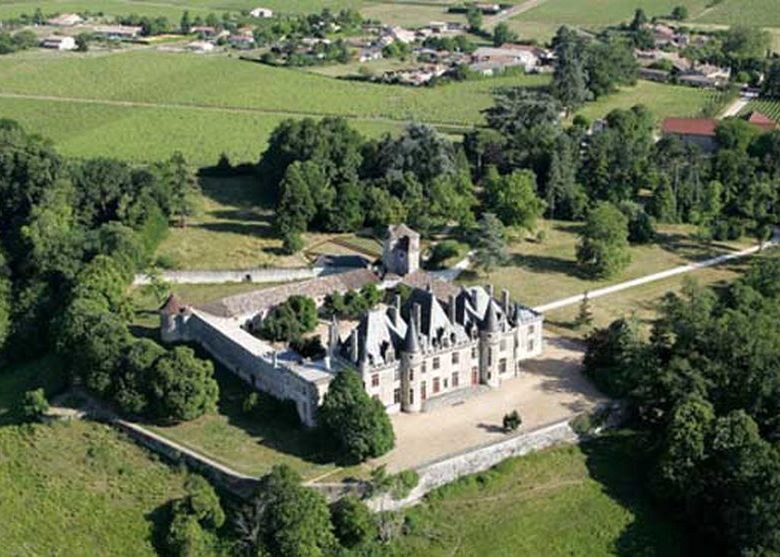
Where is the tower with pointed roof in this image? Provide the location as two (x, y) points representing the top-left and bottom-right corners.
(400, 312), (423, 412)
(160, 294), (191, 343)
(479, 297), (503, 388)
(383, 224), (420, 276)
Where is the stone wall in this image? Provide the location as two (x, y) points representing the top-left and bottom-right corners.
(134, 266), (360, 286)
(365, 418), (577, 511)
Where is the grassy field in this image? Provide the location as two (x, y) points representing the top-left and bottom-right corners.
(511, 0), (710, 28)
(693, 0), (780, 28)
(738, 99), (780, 122)
(459, 219), (752, 311)
(0, 357), (190, 556)
(395, 432), (684, 556)
(575, 80), (721, 123)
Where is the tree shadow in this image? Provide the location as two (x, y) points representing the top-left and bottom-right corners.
(512, 253), (586, 278)
(476, 422), (506, 434)
(145, 500), (174, 556)
(196, 221), (275, 237)
(580, 433), (687, 556)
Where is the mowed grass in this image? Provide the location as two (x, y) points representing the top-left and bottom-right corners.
(459, 219), (752, 309)
(0, 358), (189, 556)
(574, 80), (719, 123)
(395, 432), (684, 557)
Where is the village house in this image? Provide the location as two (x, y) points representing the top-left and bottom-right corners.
(47, 13), (84, 27)
(41, 36), (76, 51)
(249, 7), (274, 19)
(89, 24), (143, 40)
(661, 117), (719, 151)
(470, 44), (543, 75)
(160, 225), (544, 426)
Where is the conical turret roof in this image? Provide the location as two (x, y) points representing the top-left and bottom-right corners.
(482, 301), (500, 332)
(403, 316), (420, 353)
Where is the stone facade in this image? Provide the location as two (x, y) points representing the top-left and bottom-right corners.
(160, 225), (544, 426)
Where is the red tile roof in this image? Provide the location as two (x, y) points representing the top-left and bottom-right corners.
(744, 111), (778, 131)
(661, 117), (718, 137)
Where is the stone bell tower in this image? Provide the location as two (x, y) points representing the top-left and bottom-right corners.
(382, 224), (420, 276)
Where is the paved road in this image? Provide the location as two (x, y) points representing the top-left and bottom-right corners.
(720, 96), (749, 118)
(484, 0), (549, 26)
(533, 237), (778, 314)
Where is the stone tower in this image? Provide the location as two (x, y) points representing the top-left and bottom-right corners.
(382, 224), (420, 276)
(479, 300), (502, 388)
(400, 315), (423, 412)
(159, 294), (190, 343)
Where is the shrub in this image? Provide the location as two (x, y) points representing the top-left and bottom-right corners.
(502, 410), (521, 432)
(21, 388), (49, 420)
(392, 469), (420, 499)
(427, 240), (463, 269)
(331, 496), (377, 547)
(259, 295), (317, 342)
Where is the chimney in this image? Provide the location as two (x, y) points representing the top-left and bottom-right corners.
(350, 331), (359, 362)
(486, 284), (494, 299)
(501, 289), (510, 314)
(448, 294), (456, 323)
(272, 350), (278, 369)
(413, 303), (422, 331)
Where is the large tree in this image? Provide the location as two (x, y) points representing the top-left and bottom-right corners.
(319, 370), (395, 462)
(149, 346), (219, 422)
(484, 167), (546, 231)
(576, 202), (631, 278)
(472, 212), (510, 273)
(551, 26), (591, 112)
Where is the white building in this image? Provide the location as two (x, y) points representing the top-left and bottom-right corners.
(41, 36), (76, 51)
(249, 7), (274, 18)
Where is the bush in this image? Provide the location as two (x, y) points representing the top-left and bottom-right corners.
(21, 388), (49, 420)
(282, 231), (304, 254)
(502, 410), (521, 432)
(259, 295), (317, 342)
(392, 469), (420, 499)
(426, 240), (463, 269)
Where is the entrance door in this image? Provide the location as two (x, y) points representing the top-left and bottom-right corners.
(471, 367), (478, 385)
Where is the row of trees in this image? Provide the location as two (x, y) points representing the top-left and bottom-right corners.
(584, 259), (780, 555)
(0, 121), (214, 423)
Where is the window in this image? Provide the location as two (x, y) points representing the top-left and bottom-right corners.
(488, 349), (493, 367)
(409, 388), (414, 405)
(452, 372), (459, 387)
(421, 381), (427, 400)
(471, 367), (478, 385)
(499, 358), (507, 374)
(433, 357), (440, 370)
(371, 374), (379, 387)
(394, 368), (400, 381)
(528, 339), (535, 352)
(471, 347), (477, 359)
(422, 361), (427, 374)
(452, 351), (459, 365)
(444, 378), (449, 389)
(409, 368), (414, 381)
(393, 388), (401, 404)
(433, 377), (440, 394)
(500, 339), (507, 351)
(529, 324), (535, 335)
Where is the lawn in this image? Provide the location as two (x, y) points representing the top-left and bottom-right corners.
(394, 432), (684, 556)
(0, 358), (190, 556)
(693, 0), (780, 28)
(574, 80), (722, 123)
(459, 220), (752, 310)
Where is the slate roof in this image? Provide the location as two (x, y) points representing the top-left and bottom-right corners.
(198, 268), (379, 319)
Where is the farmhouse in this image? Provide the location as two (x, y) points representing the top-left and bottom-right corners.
(661, 117), (718, 151)
(41, 36), (76, 51)
(90, 25), (142, 40)
(470, 45), (541, 74)
(160, 225), (544, 426)
(250, 7), (274, 19)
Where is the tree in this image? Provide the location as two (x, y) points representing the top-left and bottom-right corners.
(574, 291), (594, 330)
(584, 39), (638, 99)
(762, 60), (780, 99)
(492, 22), (517, 47)
(546, 133), (587, 220)
(671, 5), (689, 20)
(0, 246), (10, 354)
(484, 167), (546, 231)
(75, 33), (89, 52)
(619, 201), (655, 244)
(247, 465), (337, 557)
(149, 346), (219, 422)
(115, 338), (166, 415)
(180, 10), (192, 34)
(551, 26), (591, 112)
(630, 8), (647, 31)
(472, 213), (509, 273)
(331, 495), (377, 548)
(21, 388), (48, 420)
(166, 152), (199, 227)
(319, 370), (395, 462)
(165, 475), (224, 557)
(583, 316), (642, 396)
(576, 202), (631, 278)
(276, 160), (326, 236)
(259, 295), (318, 342)
(466, 8), (482, 32)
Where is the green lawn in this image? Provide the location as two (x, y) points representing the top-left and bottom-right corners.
(0, 358), (189, 556)
(575, 80), (722, 123)
(395, 432), (684, 556)
(693, 0), (780, 27)
(459, 220), (751, 310)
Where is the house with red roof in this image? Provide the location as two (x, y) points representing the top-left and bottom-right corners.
(661, 117), (719, 151)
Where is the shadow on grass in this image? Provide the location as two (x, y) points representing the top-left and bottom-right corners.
(196, 174), (274, 210)
(196, 220), (275, 237)
(581, 433), (686, 557)
(512, 253), (586, 279)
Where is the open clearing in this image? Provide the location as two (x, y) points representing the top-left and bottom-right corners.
(0, 358), (188, 556)
(396, 432), (684, 556)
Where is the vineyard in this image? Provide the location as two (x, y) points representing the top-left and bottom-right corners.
(739, 100), (780, 122)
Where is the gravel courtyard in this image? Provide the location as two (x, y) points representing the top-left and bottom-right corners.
(378, 333), (604, 472)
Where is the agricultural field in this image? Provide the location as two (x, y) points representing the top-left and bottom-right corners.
(458, 219), (752, 317)
(395, 432), (684, 556)
(693, 0), (780, 28)
(739, 99), (780, 122)
(0, 357), (189, 556)
(0, 49), (546, 164)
